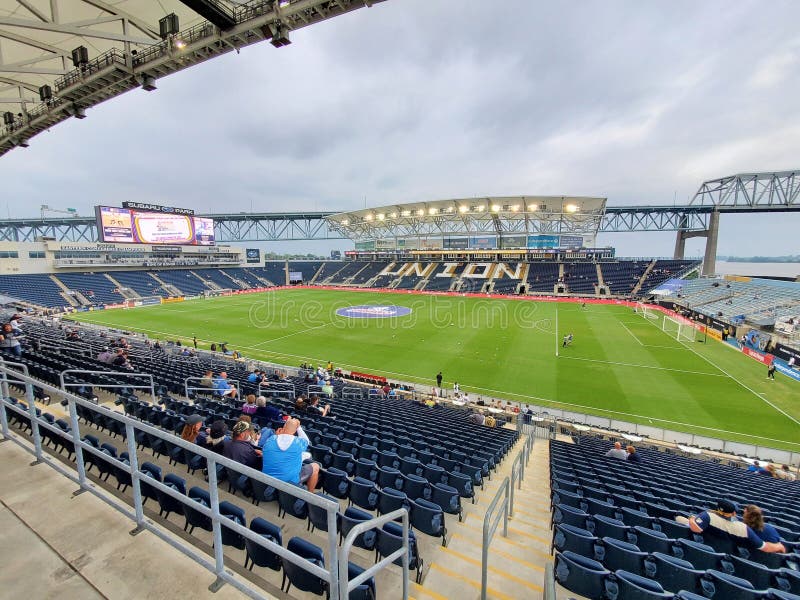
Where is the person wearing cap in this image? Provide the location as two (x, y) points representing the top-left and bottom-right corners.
(223, 420), (262, 470)
(261, 417), (319, 491)
(197, 420), (227, 454)
(680, 500), (786, 553)
(180, 414), (204, 443)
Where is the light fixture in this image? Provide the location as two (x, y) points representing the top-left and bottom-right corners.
(159, 13), (180, 40)
(417, 209), (425, 216)
(476, 206), (485, 212)
(565, 203), (579, 213)
(511, 205), (520, 212)
(491, 204), (501, 212)
(529, 204), (537, 211)
(38, 85), (52, 102)
(446, 206), (454, 213)
(174, 38), (187, 50)
(71, 46), (89, 69)
(428, 207), (437, 215)
(341, 219), (349, 226)
(365, 214), (373, 221)
(141, 74), (157, 91)
(459, 205), (469, 213)
(401, 210), (411, 217)
(377, 213), (385, 221)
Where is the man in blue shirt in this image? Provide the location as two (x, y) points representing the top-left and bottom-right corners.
(261, 417), (319, 491)
(682, 500), (786, 553)
(212, 371), (237, 399)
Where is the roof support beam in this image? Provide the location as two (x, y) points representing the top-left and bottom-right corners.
(16, 0), (51, 23)
(0, 17), (155, 45)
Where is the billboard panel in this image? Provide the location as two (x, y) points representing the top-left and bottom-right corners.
(96, 206), (215, 246)
(469, 236), (497, 249)
(559, 235), (584, 248)
(443, 237), (469, 250)
(501, 235), (527, 249)
(527, 235), (559, 248)
(355, 240), (375, 251)
(246, 248), (261, 264)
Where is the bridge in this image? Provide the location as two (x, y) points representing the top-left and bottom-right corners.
(0, 171), (797, 275)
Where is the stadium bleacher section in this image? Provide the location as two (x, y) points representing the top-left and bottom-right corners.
(107, 270), (164, 297)
(55, 272), (126, 306)
(0, 274), (70, 308)
(564, 262), (599, 295)
(153, 269), (213, 296)
(640, 259), (699, 294)
(551, 435), (800, 599)
(601, 260), (651, 295)
(527, 262), (562, 293)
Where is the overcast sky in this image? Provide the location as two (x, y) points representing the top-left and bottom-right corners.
(1, 0), (798, 258)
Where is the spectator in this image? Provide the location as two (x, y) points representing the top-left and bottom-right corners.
(679, 499), (785, 553)
(180, 414), (203, 443)
(468, 410), (485, 426)
(626, 445), (640, 463)
(199, 370), (213, 388)
(223, 421), (262, 470)
(246, 370), (262, 384)
(197, 420), (227, 454)
(254, 396), (281, 422)
(0, 323), (22, 357)
(212, 371), (237, 399)
(261, 417), (319, 491)
(776, 464), (797, 481)
(97, 347), (114, 363)
(306, 396), (331, 417)
(743, 505), (782, 545)
(242, 394), (258, 415)
(321, 379), (334, 398)
(605, 441), (627, 460)
(111, 349), (132, 369)
(294, 396), (307, 412)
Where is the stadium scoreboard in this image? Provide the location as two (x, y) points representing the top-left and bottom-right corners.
(95, 203), (215, 246)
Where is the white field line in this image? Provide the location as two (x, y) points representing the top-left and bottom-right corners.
(620, 322), (644, 346)
(558, 355), (726, 377)
(252, 321), (337, 346)
(69, 313), (800, 448)
(640, 313), (800, 428)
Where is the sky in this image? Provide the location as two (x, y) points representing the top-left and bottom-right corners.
(1, 0), (798, 258)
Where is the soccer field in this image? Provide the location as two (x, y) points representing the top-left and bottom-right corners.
(66, 289), (800, 450)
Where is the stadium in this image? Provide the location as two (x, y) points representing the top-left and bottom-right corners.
(0, 2), (799, 600)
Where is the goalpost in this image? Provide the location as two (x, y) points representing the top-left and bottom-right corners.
(661, 315), (699, 343)
(636, 301), (659, 321)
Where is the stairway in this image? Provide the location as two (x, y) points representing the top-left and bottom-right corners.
(104, 274), (140, 299)
(148, 272), (181, 297)
(631, 259), (657, 296)
(243, 268), (274, 287)
(418, 433), (550, 599)
(49, 275), (86, 306)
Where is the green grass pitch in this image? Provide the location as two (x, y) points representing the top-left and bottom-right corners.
(66, 289), (800, 451)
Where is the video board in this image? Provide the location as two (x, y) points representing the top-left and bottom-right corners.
(96, 205), (215, 246)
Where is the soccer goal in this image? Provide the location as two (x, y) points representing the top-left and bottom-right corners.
(636, 301), (660, 321)
(662, 315), (699, 342)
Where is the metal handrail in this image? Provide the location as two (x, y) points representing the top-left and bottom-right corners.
(0, 363), (345, 599)
(481, 476), (510, 600)
(339, 508), (410, 600)
(543, 562), (557, 600)
(60, 369), (156, 403)
(184, 376), (240, 400)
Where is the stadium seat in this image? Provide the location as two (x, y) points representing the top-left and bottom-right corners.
(555, 503), (591, 530)
(340, 507), (377, 551)
(409, 498), (447, 546)
(218, 501), (247, 550)
(645, 552), (706, 596)
(554, 550), (610, 600)
(277, 487), (309, 520)
(349, 477), (379, 512)
(630, 526), (675, 555)
(599, 536), (649, 576)
(730, 555), (784, 591)
(377, 487), (408, 516)
(281, 537), (327, 596)
(376, 521), (423, 584)
(704, 569), (764, 600)
(430, 482), (463, 522)
(183, 486), (212, 534)
(157, 473), (186, 519)
(674, 539), (730, 572)
(244, 517), (282, 572)
(612, 569), (674, 599)
(307, 493), (339, 534)
(321, 467), (350, 499)
(552, 523), (599, 559)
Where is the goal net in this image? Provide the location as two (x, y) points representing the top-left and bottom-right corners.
(662, 315), (699, 342)
(636, 301), (659, 321)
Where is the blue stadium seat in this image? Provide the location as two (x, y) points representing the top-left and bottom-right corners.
(552, 523), (599, 559)
(599, 536), (649, 576)
(244, 517), (282, 572)
(612, 570), (674, 599)
(554, 551), (610, 600)
(644, 552), (706, 596)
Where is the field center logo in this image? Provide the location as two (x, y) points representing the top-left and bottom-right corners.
(336, 305), (412, 319)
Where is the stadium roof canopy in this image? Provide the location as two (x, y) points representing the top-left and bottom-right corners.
(0, 0), (385, 156)
(325, 196), (607, 240)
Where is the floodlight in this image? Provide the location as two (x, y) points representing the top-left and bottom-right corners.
(159, 13), (180, 39)
(365, 214), (373, 221)
(71, 46), (89, 68)
(417, 209), (425, 216)
(476, 206), (485, 212)
(141, 75), (157, 91)
(428, 207), (437, 215)
(565, 203), (579, 213)
(174, 39), (187, 50)
(401, 210), (411, 217)
(491, 204), (500, 212)
(377, 213), (385, 221)
(459, 205), (469, 213)
(529, 204), (537, 211)
(511, 205), (520, 212)
(38, 85), (52, 102)
(446, 206), (454, 213)
(341, 219), (349, 226)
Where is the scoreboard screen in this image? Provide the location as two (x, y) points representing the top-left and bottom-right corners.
(96, 206), (215, 246)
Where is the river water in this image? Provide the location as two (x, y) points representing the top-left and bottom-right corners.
(713, 262), (800, 279)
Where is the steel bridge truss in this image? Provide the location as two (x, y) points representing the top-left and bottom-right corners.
(691, 171), (799, 209)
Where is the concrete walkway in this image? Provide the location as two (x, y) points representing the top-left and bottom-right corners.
(0, 439), (253, 600)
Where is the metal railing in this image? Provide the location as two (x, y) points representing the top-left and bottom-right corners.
(543, 562), (557, 600)
(339, 508), (410, 600)
(481, 476), (510, 600)
(184, 376), (240, 400)
(0, 363), (408, 599)
(60, 369), (156, 403)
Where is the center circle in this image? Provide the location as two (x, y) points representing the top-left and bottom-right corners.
(335, 305), (412, 319)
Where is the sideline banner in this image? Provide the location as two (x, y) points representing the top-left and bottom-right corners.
(162, 297), (185, 304)
(706, 328), (723, 342)
(775, 363), (800, 382)
(742, 346), (774, 365)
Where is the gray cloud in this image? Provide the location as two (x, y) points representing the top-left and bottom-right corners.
(0, 0), (798, 258)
